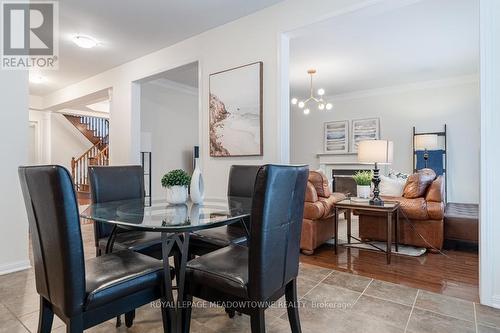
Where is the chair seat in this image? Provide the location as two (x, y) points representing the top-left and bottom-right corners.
(98, 230), (162, 253)
(85, 250), (168, 310)
(190, 226), (247, 248)
(187, 244), (248, 298)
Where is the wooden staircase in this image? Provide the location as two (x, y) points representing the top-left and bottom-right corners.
(65, 115), (109, 195)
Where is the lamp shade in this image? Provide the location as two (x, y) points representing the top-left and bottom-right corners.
(358, 140), (394, 164)
(414, 134), (438, 150)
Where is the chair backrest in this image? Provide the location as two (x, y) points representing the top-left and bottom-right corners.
(88, 165), (144, 240)
(227, 165), (260, 232)
(248, 164), (309, 301)
(227, 165), (261, 197)
(18, 165), (86, 317)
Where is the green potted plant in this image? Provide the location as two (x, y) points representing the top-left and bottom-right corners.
(353, 170), (373, 199)
(161, 169), (191, 204)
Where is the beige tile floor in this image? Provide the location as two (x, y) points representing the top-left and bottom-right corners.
(1, 224), (499, 333)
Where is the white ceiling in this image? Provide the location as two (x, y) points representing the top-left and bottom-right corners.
(289, 0), (479, 99)
(30, 0), (283, 96)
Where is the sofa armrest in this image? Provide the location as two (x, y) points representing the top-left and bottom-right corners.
(308, 170), (332, 198)
(304, 201), (326, 220)
(305, 182), (318, 203)
(427, 201), (444, 220)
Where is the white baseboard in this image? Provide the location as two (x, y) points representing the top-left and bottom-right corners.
(0, 260), (31, 276)
(486, 295), (500, 309)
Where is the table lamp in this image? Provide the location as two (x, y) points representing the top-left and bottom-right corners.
(414, 134), (438, 168)
(358, 140), (394, 206)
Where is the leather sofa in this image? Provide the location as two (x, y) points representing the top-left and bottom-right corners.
(301, 171), (346, 255)
(358, 168), (445, 251)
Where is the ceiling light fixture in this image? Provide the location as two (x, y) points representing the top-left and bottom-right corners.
(291, 69), (332, 114)
(72, 34), (98, 49)
(29, 74), (47, 84)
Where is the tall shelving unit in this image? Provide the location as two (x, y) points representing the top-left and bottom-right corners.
(141, 151), (152, 206)
(412, 125), (447, 203)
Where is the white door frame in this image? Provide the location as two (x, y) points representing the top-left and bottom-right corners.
(479, 0), (500, 308)
(278, 0), (500, 307)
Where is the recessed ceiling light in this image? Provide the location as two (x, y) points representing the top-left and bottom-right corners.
(72, 35), (98, 49)
(29, 74), (47, 84)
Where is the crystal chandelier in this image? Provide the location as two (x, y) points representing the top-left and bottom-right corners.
(291, 69), (332, 115)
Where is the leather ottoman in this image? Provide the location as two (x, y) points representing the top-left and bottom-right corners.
(444, 203), (478, 249)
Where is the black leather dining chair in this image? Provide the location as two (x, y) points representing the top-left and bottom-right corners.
(183, 164), (309, 333)
(88, 165), (163, 259)
(18, 165), (171, 333)
(189, 165), (260, 256)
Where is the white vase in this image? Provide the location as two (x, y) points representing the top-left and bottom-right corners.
(166, 185), (188, 204)
(190, 158), (204, 204)
(357, 185), (371, 199)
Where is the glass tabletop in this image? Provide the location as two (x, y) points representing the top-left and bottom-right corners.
(335, 198), (400, 210)
(80, 196), (252, 233)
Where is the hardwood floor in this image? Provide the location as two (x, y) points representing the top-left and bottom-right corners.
(300, 243), (479, 302)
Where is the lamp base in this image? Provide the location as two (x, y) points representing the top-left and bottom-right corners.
(370, 163), (384, 206)
(369, 197), (384, 206)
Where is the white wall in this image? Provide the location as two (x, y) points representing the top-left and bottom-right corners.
(0, 71), (30, 274)
(49, 113), (93, 171)
(28, 110), (93, 172)
(37, 0), (368, 198)
(140, 81), (198, 200)
(291, 78), (480, 203)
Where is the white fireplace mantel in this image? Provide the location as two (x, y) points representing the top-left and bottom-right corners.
(316, 152), (372, 171)
(316, 152), (389, 180)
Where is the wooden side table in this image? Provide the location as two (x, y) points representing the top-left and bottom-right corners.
(334, 199), (401, 264)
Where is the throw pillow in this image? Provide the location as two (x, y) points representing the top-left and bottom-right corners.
(379, 175), (406, 197)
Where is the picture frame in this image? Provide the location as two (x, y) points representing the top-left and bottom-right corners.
(324, 120), (349, 154)
(209, 61), (263, 157)
(351, 118), (380, 152)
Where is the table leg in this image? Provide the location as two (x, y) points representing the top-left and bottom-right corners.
(105, 225), (118, 254)
(174, 232), (190, 333)
(334, 207), (339, 255)
(387, 212), (392, 264)
(161, 232), (177, 333)
(347, 209), (352, 244)
(395, 209), (399, 253)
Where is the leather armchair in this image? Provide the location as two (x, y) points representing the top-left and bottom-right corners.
(18, 165), (172, 333)
(358, 169), (445, 250)
(88, 166), (163, 259)
(301, 171), (346, 255)
(189, 165), (260, 256)
(183, 165), (309, 333)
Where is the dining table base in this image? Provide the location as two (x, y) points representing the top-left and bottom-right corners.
(160, 231), (190, 333)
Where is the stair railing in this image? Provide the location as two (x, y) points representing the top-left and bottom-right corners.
(71, 140), (109, 192)
(78, 116), (109, 142)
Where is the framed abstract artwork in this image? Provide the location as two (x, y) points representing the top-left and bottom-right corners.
(209, 61), (263, 157)
(351, 118), (380, 152)
(324, 120), (349, 154)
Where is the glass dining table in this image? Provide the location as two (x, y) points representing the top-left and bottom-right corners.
(80, 196), (251, 333)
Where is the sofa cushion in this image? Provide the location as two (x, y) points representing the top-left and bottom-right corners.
(425, 176), (444, 202)
(383, 196), (429, 220)
(403, 169), (436, 199)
